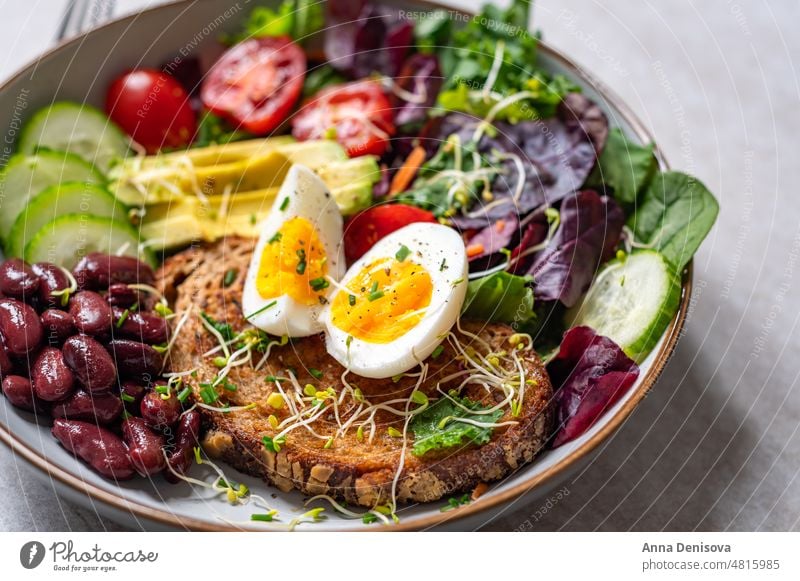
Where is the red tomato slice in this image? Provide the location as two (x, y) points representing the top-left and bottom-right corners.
(344, 204), (437, 262)
(106, 69), (197, 153)
(201, 36), (306, 135)
(292, 81), (396, 157)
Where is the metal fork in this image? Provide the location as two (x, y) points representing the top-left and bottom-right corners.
(56, 0), (117, 41)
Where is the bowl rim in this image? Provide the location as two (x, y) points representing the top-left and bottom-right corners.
(0, 0), (689, 532)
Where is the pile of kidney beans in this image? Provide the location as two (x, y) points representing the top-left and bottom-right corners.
(0, 253), (198, 482)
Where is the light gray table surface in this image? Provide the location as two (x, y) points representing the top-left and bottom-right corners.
(0, 0), (797, 532)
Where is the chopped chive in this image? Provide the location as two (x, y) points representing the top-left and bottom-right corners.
(440, 258), (447, 271)
(223, 268), (238, 287)
(115, 307), (131, 328)
(452, 278), (464, 286)
(367, 290), (384, 302)
(154, 385), (169, 395)
(279, 197), (289, 211)
(309, 368), (323, 380)
(199, 383), (219, 404)
(251, 513), (275, 522)
(296, 249), (307, 274)
(362, 512), (378, 524)
(265, 375), (277, 383)
(121, 392), (135, 403)
(245, 300), (277, 319)
(309, 277), (329, 292)
(395, 244), (411, 262)
(177, 387), (191, 402)
(268, 231), (282, 244)
(431, 345), (445, 359)
(348, 294), (356, 306)
(223, 381), (238, 392)
(370, 281), (378, 293)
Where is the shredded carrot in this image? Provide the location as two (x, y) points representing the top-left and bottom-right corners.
(472, 482), (489, 501)
(389, 146), (427, 195)
(466, 243), (485, 258)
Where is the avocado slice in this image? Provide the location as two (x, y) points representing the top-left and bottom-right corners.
(316, 156), (380, 190)
(331, 180), (375, 216)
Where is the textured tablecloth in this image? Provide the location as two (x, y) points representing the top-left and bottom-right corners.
(1, 0), (798, 532)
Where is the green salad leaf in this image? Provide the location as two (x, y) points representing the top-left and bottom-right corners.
(435, 0), (578, 122)
(462, 272), (536, 327)
(413, 10), (453, 54)
(227, 0), (323, 44)
(411, 394), (503, 457)
(585, 127), (658, 206)
(628, 171), (719, 270)
(193, 111), (252, 149)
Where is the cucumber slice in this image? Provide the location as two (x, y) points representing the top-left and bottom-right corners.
(565, 250), (681, 363)
(0, 151), (105, 243)
(6, 182), (124, 259)
(18, 102), (131, 173)
(24, 214), (153, 269)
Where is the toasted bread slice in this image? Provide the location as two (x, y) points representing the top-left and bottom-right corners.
(157, 237), (554, 506)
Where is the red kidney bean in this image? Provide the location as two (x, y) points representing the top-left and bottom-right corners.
(112, 307), (169, 345)
(0, 298), (43, 357)
(107, 339), (162, 380)
(31, 262), (70, 309)
(74, 253), (155, 290)
(0, 259), (40, 301)
(106, 284), (140, 308)
(69, 291), (112, 336)
(165, 410), (200, 483)
(31, 347), (75, 402)
(62, 335), (117, 393)
(2, 375), (40, 411)
(120, 380), (146, 414)
(50, 389), (123, 424)
(51, 419), (135, 480)
(41, 309), (75, 345)
(122, 416), (166, 476)
(0, 339), (14, 376)
(140, 390), (181, 430)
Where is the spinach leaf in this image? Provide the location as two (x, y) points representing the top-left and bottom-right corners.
(585, 128), (658, 206)
(628, 171), (719, 270)
(463, 271), (535, 327)
(411, 394), (503, 456)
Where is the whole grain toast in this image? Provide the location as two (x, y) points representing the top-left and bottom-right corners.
(157, 237), (554, 507)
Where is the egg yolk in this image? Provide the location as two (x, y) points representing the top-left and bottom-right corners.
(256, 217), (328, 306)
(330, 258), (433, 344)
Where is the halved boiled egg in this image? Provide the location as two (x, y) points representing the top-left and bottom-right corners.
(243, 164), (344, 337)
(323, 222), (468, 379)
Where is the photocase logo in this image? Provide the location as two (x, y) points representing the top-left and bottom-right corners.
(19, 541), (46, 569)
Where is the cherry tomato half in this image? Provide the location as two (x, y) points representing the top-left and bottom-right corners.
(292, 81), (396, 158)
(106, 69), (197, 154)
(201, 36), (306, 135)
(344, 204), (437, 262)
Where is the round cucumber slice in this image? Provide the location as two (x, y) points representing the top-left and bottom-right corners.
(18, 102), (131, 174)
(565, 250), (681, 363)
(24, 214), (153, 269)
(6, 182), (124, 259)
(0, 151), (105, 243)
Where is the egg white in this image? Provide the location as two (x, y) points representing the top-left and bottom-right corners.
(242, 164), (344, 337)
(323, 222), (468, 379)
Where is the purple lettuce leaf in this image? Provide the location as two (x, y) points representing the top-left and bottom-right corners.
(392, 53), (443, 129)
(440, 93), (608, 229)
(527, 190), (624, 307)
(547, 326), (640, 448)
(324, 2), (413, 79)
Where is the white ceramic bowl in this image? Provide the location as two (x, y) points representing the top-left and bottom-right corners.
(0, 0), (689, 531)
